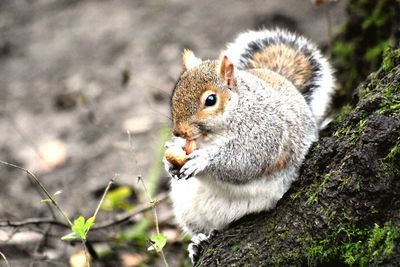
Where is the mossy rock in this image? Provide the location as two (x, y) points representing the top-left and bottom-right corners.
(196, 49), (400, 266)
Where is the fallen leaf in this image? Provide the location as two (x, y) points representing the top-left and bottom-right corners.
(123, 116), (153, 134)
(69, 250), (91, 267)
(38, 140), (67, 170)
(121, 253), (147, 267)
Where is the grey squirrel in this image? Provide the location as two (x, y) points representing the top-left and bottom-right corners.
(163, 28), (335, 260)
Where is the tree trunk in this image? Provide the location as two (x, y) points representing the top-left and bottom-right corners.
(196, 49), (400, 266)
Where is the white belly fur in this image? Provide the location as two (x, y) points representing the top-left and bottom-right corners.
(169, 166), (297, 235)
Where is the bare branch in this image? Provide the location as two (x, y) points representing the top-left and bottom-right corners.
(0, 192), (168, 231)
(91, 192), (168, 230)
(0, 160), (73, 226)
(34, 224), (53, 255)
(0, 218), (68, 228)
(0, 251), (10, 267)
(92, 175), (117, 220)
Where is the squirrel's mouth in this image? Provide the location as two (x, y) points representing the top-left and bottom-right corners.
(184, 133), (209, 154)
(187, 133), (208, 142)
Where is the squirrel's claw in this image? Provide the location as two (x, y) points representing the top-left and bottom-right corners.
(179, 149), (210, 180)
(188, 230), (219, 264)
(179, 164), (196, 180)
(164, 141), (174, 149)
(188, 233), (208, 264)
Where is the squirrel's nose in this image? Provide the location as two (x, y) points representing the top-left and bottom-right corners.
(172, 128), (182, 137)
(172, 123), (192, 139)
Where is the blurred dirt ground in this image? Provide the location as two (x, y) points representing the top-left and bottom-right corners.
(0, 0), (345, 266)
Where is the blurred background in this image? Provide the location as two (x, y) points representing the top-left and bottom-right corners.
(0, 0), (346, 266)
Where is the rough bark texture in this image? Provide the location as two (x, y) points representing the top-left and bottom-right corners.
(196, 49), (400, 266)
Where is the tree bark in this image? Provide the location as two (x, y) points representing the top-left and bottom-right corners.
(196, 49), (400, 266)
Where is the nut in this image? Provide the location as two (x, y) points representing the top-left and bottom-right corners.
(165, 146), (187, 167)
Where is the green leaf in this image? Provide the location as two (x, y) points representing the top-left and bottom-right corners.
(61, 232), (80, 241)
(86, 216), (95, 225)
(85, 216), (95, 231)
(101, 186), (133, 211)
(71, 216), (86, 240)
(149, 233), (167, 252)
(40, 198), (52, 203)
(70, 215), (95, 241)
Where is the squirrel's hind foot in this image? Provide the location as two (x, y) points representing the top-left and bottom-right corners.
(188, 230), (219, 265)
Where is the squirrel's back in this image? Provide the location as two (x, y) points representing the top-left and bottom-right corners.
(224, 29), (335, 127)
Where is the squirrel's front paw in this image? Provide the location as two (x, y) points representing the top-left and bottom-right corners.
(163, 138), (186, 180)
(162, 156), (180, 180)
(179, 149), (210, 180)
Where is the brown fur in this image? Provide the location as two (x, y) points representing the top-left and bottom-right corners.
(196, 85), (229, 121)
(248, 68), (289, 89)
(264, 150), (290, 175)
(218, 54), (236, 88)
(172, 60), (229, 138)
(250, 44), (311, 92)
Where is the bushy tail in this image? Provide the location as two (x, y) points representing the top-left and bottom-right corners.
(224, 28), (335, 128)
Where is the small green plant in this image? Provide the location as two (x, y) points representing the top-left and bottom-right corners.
(60, 177), (116, 266)
(101, 185), (133, 211)
(127, 128), (170, 267)
(150, 232), (168, 253)
(0, 160), (113, 267)
(62, 216), (95, 241)
(138, 180), (169, 266)
(0, 125), (172, 267)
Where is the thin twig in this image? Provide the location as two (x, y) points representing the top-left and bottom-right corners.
(34, 224), (53, 256)
(127, 130), (144, 184)
(81, 240), (91, 267)
(3, 113), (47, 167)
(27, 178), (58, 220)
(3, 113), (60, 218)
(137, 175), (163, 235)
(150, 197), (169, 267)
(0, 218), (68, 228)
(0, 160), (73, 226)
(0, 251), (10, 267)
(92, 192), (167, 230)
(0, 192), (168, 231)
(19, 229), (113, 243)
(160, 250), (169, 267)
(82, 175), (117, 264)
(324, 4), (333, 43)
(127, 130), (170, 267)
(92, 176), (116, 220)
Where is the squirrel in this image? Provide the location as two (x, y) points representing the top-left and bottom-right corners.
(163, 28), (335, 260)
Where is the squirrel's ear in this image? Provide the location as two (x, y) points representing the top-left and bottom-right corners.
(218, 54), (236, 89)
(182, 49), (202, 70)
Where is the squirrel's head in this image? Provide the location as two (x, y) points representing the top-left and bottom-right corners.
(170, 50), (237, 141)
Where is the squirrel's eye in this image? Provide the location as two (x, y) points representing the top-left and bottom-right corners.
(205, 94), (217, 107)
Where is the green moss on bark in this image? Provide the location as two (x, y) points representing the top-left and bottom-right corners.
(306, 221), (400, 266)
